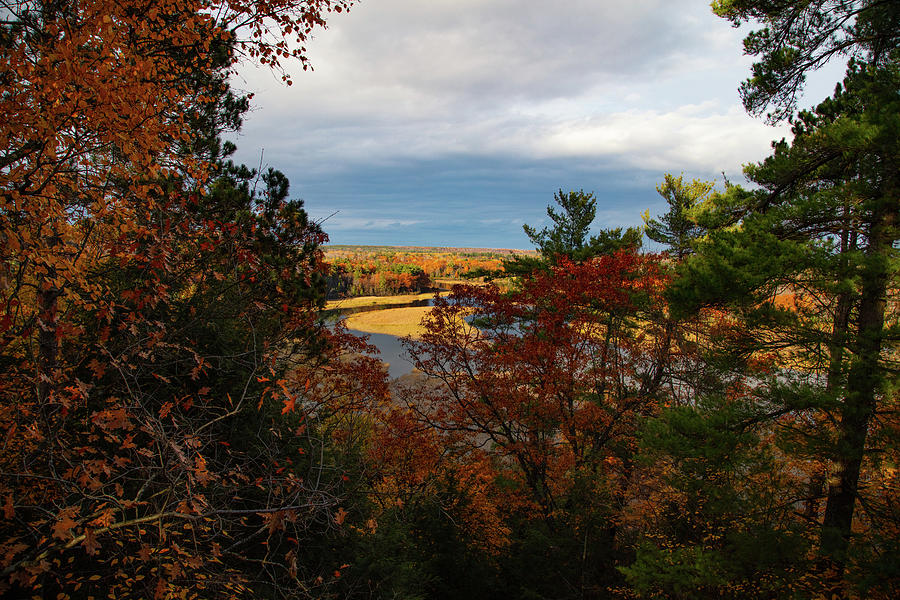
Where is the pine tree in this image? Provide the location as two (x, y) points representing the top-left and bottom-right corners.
(666, 61), (900, 595)
(643, 173), (715, 260)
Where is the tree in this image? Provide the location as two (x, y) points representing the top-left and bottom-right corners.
(643, 173), (715, 260)
(398, 252), (672, 596)
(504, 189), (642, 278)
(0, 0), (372, 596)
(712, 0), (900, 120)
(622, 393), (815, 599)
(667, 61), (900, 595)
(523, 189), (598, 260)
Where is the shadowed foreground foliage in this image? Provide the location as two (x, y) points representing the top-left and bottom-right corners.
(1, 0), (898, 598)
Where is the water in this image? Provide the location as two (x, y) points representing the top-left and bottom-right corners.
(322, 297), (439, 379)
(324, 295), (468, 380)
(346, 329), (416, 379)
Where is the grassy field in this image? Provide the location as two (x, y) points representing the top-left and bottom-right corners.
(324, 291), (447, 311)
(344, 303), (480, 339)
(343, 306), (434, 338)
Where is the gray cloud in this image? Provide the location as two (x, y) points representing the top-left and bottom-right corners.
(233, 0), (789, 175)
(227, 0), (828, 246)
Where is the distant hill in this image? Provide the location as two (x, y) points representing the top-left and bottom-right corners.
(324, 245), (537, 256)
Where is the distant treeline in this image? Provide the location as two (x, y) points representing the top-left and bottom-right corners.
(324, 248), (508, 297)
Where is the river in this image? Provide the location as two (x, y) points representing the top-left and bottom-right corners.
(325, 296), (442, 380)
(345, 329), (417, 379)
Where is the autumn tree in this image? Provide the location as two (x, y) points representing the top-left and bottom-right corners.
(0, 0), (378, 597)
(393, 252), (672, 597)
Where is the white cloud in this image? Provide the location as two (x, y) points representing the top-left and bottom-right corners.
(319, 216), (425, 230)
(531, 103), (791, 173)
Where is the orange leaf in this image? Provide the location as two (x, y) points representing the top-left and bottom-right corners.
(52, 508), (78, 540)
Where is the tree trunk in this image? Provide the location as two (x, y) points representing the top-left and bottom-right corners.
(825, 223), (855, 393)
(820, 201), (896, 578)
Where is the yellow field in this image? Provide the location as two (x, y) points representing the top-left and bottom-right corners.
(325, 291), (446, 311)
(343, 306), (434, 338)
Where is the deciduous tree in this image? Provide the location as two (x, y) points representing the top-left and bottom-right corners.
(0, 0), (370, 596)
(396, 252), (672, 596)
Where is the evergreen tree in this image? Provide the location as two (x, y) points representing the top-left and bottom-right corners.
(523, 189), (597, 259)
(713, 0), (900, 120)
(643, 173), (715, 260)
(504, 189), (642, 277)
(665, 61), (900, 595)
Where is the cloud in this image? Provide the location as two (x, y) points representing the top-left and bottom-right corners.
(317, 216), (425, 231)
(233, 0), (790, 177)
(227, 0), (819, 246)
(238, 98), (788, 181)
(531, 103), (791, 173)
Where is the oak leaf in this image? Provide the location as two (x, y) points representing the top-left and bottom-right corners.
(52, 509), (78, 541)
(82, 528), (100, 555)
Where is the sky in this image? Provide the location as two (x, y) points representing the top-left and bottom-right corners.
(230, 0), (847, 249)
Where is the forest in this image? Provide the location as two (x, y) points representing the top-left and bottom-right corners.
(0, 0), (898, 599)
(323, 247), (508, 298)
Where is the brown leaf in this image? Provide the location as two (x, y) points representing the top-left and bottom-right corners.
(83, 528), (100, 555)
(91, 407), (130, 430)
(137, 545), (152, 562)
(52, 508), (78, 540)
(87, 358), (106, 379)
